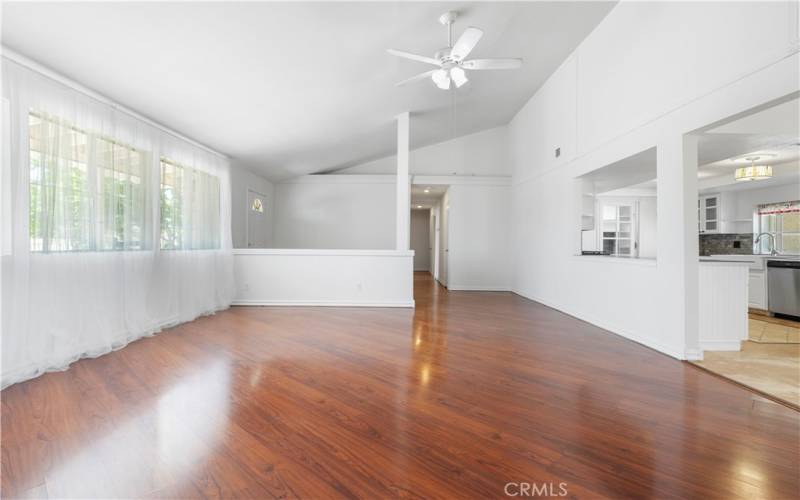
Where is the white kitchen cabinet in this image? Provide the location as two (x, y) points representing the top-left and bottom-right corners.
(699, 192), (738, 233)
(748, 269), (767, 310)
(699, 194), (720, 233)
(701, 255), (768, 310)
(581, 193), (595, 230)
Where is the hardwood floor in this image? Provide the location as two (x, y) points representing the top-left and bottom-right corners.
(2, 272), (798, 499)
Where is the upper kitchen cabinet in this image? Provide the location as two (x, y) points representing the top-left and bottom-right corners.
(699, 194), (720, 233)
(698, 192), (739, 234)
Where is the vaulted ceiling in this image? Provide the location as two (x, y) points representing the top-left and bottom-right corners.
(3, 1), (616, 180)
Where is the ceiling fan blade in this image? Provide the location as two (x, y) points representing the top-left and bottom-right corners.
(462, 58), (523, 70)
(387, 49), (440, 66)
(396, 70), (437, 87)
(451, 27), (483, 60)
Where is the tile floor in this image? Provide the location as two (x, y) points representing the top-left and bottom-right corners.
(749, 317), (800, 344)
(694, 315), (800, 408)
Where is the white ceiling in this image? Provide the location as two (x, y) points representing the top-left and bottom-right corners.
(411, 184), (447, 209)
(578, 98), (799, 196)
(2, 1), (615, 180)
(580, 147), (657, 194)
(697, 97), (800, 189)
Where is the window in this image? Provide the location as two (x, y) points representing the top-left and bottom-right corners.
(160, 158), (220, 250)
(28, 112), (147, 252)
(600, 202), (638, 257)
(755, 201), (800, 255)
(94, 137), (147, 250)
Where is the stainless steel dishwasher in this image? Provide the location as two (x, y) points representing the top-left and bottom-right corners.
(767, 260), (800, 318)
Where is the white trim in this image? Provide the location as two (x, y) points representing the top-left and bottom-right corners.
(572, 255), (658, 267)
(698, 340), (743, 352)
(1, 47), (228, 160)
(597, 189), (658, 198)
(232, 299), (415, 308)
(449, 286), (512, 292)
(684, 348), (704, 361)
(233, 248), (414, 257)
(513, 288), (685, 359)
(277, 174), (396, 185)
(412, 175), (511, 186)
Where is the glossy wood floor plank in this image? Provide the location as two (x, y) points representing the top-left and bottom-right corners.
(2, 272), (798, 499)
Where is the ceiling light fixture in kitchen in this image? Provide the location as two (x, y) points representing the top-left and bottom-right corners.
(734, 158), (772, 181)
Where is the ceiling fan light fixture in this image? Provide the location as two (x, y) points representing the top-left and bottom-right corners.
(388, 11), (521, 89)
(432, 69), (451, 90)
(450, 67), (468, 88)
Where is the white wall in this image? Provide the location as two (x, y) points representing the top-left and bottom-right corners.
(509, 0), (799, 359)
(446, 183), (512, 290)
(272, 175), (395, 249)
(335, 126), (510, 176)
(574, 1), (798, 154)
(410, 209), (430, 271)
(233, 249), (414, 307)
(638, 196), (658, 259)
(728, 182), (800, 233)
(230, 163), (274, 248)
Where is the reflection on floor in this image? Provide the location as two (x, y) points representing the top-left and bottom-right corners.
(2, 272), (799, 498)
(749, 315), (800, 344)
(693, 339), (800, 409)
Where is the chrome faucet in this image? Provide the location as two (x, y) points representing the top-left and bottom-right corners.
(755, 232), (779, 255)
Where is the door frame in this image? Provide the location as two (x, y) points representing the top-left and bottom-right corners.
(432, 209), (440, 280)
(245, 188), (269, 248)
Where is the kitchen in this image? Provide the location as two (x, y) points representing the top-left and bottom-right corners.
(693, 97), (799, 408)
(577, 98), (799, 408)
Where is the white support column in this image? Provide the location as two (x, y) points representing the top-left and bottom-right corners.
(657, 133), (700, 359)
(396, 112), (410, 250)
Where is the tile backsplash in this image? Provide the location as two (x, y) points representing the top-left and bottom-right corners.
(699, 233), (753, 256)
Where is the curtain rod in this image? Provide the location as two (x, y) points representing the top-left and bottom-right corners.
(1, 46), (230, 160)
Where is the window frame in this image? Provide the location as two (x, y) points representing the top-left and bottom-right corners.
(754, 200), (800, 255)
(159, 157), (221, 251)
(28, 111), (149, 253)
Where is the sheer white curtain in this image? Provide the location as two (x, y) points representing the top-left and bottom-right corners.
(1, 58), (235, 388)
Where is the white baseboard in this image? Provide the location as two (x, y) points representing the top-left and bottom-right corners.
(512, 288), (685, 360)
(698, 340), (742, 352)
(447, 285), (512, 291)
(232, 299), (415, 308)
(684, 348), (704, 361)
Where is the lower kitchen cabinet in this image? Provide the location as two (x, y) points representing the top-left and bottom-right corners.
(748, 269), (767, 310)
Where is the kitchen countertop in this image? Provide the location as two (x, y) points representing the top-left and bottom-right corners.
(699, 258), (754, 265)
(700, 254), (800, 262)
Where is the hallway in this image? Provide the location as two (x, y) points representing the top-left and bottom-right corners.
(2, 274), (798, 498)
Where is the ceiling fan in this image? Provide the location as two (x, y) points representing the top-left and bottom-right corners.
(388, 10), (523, 90)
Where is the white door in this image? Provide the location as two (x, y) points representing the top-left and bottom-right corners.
(246, 189), (269, 248)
